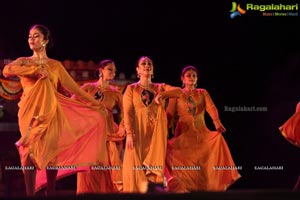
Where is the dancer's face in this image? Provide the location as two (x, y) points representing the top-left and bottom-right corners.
(28, 28), (47, 51)
(136, 57), (153, 78)
(181, 69), (198, 87)
(100, 63), (116, 81)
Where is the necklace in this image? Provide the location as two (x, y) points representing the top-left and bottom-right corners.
(30, 56), (48, 65)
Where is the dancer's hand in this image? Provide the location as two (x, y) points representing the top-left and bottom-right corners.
(36, 68), (48, 79)
(213, 119), (226, 133)
(155, 94), (162, 104)
(126, 135), (134, 149)
(117, 127), (126, 137)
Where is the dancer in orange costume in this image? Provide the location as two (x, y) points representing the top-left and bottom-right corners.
(2, 24), (107, 196)
(122, 56), (183, 193)
(279, 101), (300, 190)
(279, 101), (300, 147)
(74, 59), (125, 193)
(165, 65), (241, 192)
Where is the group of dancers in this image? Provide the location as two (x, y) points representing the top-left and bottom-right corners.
(2, 24), (299, 196)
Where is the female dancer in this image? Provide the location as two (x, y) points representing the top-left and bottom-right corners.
(75, 59), (125, 193)
(122, 56), (183, 193)
(165, 65), (241, 192)
(2, 24), (107, 196)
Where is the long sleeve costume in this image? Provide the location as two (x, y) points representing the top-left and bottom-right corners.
(165, 88), (241, 192)
(122, 82), (182, 193)
(3, 57), (108, 191)
(75, 82), (125, 193)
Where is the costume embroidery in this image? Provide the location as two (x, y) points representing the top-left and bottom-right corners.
(94, 90), (104, 101)
(141, 89), (154, 106)
(187, 95), (196, 115)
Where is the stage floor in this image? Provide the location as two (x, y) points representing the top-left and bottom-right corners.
(1, 188), (300, 199)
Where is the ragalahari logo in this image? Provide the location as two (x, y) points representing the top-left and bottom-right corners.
(230, 2), (246, 19)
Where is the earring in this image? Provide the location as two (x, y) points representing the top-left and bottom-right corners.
(99, 72), (103, 78)
(182, 83), (185, 88)
(151, 74), (154, 79)
(137, 73), (140, 78)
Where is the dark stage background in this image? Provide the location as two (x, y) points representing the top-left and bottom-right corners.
(0, 0), (299, 194)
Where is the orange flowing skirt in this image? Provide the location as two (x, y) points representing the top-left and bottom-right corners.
(166, 131), (241, 192)
(15, 79), (108, 191)
(279, 112), (300, 147)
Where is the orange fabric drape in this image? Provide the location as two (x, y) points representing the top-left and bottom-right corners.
(279, 111), (300, 147)
(3, 57), (108, 192)
(75, 83), (125, 193)
(165, 89), (241, 192)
